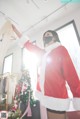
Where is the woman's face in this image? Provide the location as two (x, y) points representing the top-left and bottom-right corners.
(43, 32), (55, 47)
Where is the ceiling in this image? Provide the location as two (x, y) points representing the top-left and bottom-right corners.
(0, 0), (79, 33)
(0, 0), (61, 30)
(0, 0), (80, 68)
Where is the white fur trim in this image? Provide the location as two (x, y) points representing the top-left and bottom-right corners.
(40, 42), (61, 94)
(45, 42), (61, 52)
(73, 98), (80, 110)
(35, 90), (70, 111)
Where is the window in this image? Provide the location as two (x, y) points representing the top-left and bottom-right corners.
(22, 41), (39, 91)
(56, 21), (80, 77)
(3, 54), (13, 74)
(56, 21), (80, 98)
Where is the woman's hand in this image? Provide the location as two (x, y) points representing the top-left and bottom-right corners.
(12, 24), (30, 48)
(12, 24), (22, 38)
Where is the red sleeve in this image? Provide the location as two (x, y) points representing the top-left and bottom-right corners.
(24, 41), (45, 58)
(61, 46), (80, 97)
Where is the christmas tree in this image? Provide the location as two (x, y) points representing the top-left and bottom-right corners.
(9, 70), (36, 119)
(16, 70), (36, 105)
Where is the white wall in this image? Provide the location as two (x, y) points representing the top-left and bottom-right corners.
(0, 4), (80, 75)
(3, 45), (22, 74)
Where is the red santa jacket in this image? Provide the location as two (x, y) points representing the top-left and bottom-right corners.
(24, 41), (80, 111)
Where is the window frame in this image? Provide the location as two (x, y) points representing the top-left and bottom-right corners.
(2, 53), (13, 74)
(55, 20), (80, 45)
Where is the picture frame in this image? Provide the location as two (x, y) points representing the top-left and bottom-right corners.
(0, 111), (8, 119)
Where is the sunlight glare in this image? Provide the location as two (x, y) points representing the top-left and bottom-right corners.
(23, 48), (40, 91)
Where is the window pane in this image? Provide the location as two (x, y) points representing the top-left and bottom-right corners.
(22, 48), (38, 91)
(3, 54), (13, 74)
(57, 23), (80, 78)
(57, 22), (80, 99)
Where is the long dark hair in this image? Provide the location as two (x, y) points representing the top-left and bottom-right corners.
(43, 30), (60, 42)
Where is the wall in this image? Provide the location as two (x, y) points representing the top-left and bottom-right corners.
(5, 45), (22, 74)
(0, 4), (80, 74)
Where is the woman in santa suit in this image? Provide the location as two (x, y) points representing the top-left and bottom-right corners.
(12, 25), (80, 119)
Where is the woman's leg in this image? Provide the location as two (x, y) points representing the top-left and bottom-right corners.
(47, 109), (67, 119)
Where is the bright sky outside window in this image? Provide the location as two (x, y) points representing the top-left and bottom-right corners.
(57, 23), (80, 78)
(57, 22), (80, 99)
(3, 54), (13, 74)
(22, 48), (40, 91)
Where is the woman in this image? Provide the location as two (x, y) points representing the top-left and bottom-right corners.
(12, 24), (80, 119)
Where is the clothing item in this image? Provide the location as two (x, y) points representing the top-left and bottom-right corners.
(0, 21), (15, 68)
(0, 75), (17, 104)
(24, 40), (80, 111)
